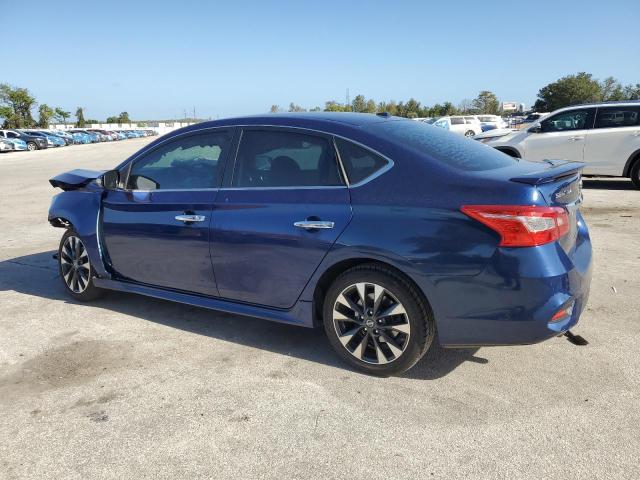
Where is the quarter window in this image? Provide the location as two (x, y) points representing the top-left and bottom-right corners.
(127, 130), (231, 190)
(540, 109), (594, 132)
(334, 138), (389, 185)
(450, 117), (465, 125)
(594, 107), (640, 129)
(233, 130), (343, 188)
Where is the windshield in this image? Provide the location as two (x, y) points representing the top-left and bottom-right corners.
(368, 120), (517, 171)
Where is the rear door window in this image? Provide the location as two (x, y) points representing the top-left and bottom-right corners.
(594, 106), (640, 128)
(450, 117), (465, 125)
(334, 138), (389, 185)
(232, 130), (343, 188)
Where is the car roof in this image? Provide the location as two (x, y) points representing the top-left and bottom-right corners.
(176, 112), (400, 134)
(556, 100), (640, 113)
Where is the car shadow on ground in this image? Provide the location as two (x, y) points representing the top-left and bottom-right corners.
(0, 250), (488, 380)
(582, 178), (636, 190)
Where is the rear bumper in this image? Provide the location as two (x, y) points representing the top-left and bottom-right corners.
(427, 216), (592, 347)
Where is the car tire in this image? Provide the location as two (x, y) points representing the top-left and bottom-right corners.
(464, 130), (475, 137)
(58, 229), (104, 301)
(630, 160), (640, 188)
(27, 142), (37, 151)
(323, 264), (435, 376)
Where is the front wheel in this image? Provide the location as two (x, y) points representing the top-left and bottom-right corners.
(58, 230), (104, 301)
(464, 130), (475, 138)
(323, 264), (434, 376)
(27, 142), (37, 151)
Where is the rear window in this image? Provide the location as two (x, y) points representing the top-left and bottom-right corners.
(368, 120), (517, 171)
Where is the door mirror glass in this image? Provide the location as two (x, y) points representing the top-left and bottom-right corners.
(101, 169), (119, 190)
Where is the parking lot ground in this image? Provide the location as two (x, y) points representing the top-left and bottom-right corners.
(1, 140), (639, 480)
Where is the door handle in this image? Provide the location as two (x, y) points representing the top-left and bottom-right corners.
(568, 136), (583, 141)
(175, 214), (206, 223)
(294, 220), (335, 230)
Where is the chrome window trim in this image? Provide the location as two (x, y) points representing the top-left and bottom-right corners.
(220, 186), (348, 192)
(125, 188), (220, 193)
(333, 136), (350, 186)
(226, 124), (393, 190)
(123, 127), (231, 192)
(120, 123), (395, 192)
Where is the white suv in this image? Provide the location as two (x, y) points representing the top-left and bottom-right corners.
(474, 102), (640, 187)
(476, 115), (508, 130)
(433, 116), (483, 137)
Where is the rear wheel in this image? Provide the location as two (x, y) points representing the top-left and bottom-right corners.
(630, 160), (640, 188)
(27, 142), (37, 151)
(58, 230), (104, 301)
(323, 264), (434, 376)
(464, 130), (475, 138)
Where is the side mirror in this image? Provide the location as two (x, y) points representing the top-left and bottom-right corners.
(529, 123), (542, 133)
(101, 169), (120, 190)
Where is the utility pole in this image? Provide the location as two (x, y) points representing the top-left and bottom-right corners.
(193, 106), (196, 121)
(346, 88), (350, 111)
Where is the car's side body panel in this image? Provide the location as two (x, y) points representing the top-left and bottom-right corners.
(102, 189), (219, 296)
(211, 187), (353, 309)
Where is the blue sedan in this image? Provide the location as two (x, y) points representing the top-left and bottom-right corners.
(47, 113), (592, 375)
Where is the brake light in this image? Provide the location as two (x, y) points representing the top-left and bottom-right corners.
(461, 205), (570, 247)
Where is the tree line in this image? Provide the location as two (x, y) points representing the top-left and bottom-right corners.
(272, 72), (640, 117)
(2, 72), (639, 129)
(0, 83), (132, 129)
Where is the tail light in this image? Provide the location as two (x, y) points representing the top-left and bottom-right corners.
(461, 205), (569, 247)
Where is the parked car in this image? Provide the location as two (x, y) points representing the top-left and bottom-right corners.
(474, 101), (640, 187)
(21, 130), (65, 147)
(48, 112), (592, 375)
(432, 116), (483, 137)
(476, 115), (508, 130)
(69, 130), (100, 143)
(69, 132), (90, 144)
(89, 129), (117, 141)
(0, 129), (48, 150)
(49, 130), (75, 145)
(0, 137), (28, 152)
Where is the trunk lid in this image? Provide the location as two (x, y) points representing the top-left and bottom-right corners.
(511, 160), (585, 253)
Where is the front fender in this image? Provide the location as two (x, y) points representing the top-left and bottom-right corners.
(48, 190), (110, 278)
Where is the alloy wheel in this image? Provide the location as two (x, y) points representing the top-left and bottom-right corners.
(60, 235), (91, 293)
(27, 142), (37, 151)
(333, 282), (411, 365)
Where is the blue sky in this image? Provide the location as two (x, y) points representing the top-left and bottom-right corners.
(3, 0), (639, 120)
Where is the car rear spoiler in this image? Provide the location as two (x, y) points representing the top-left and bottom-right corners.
(49, 169), (105, 190)
(510, 160), (585, 185)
